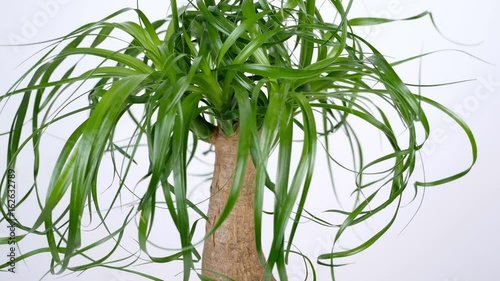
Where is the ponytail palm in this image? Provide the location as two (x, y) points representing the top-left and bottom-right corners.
(0, 0), (476, 280)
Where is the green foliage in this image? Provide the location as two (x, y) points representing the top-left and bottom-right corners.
(0, 0), (476, 280)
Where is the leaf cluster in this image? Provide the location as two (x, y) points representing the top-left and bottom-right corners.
(0, 0), (476, 280)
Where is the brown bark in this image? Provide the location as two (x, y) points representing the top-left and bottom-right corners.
(201, 129), (265, 281)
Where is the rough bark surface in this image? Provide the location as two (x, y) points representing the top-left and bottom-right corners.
(202, 129), (265, 281)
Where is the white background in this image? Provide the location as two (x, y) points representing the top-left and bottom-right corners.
(0, 0), (499, 280)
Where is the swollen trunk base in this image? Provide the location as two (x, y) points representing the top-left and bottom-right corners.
(202, 129), (266, 281)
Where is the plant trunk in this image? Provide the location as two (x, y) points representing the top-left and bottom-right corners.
(202, 129), (265, 281)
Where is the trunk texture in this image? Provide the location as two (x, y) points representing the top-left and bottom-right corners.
(202, 129), (265, 280)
